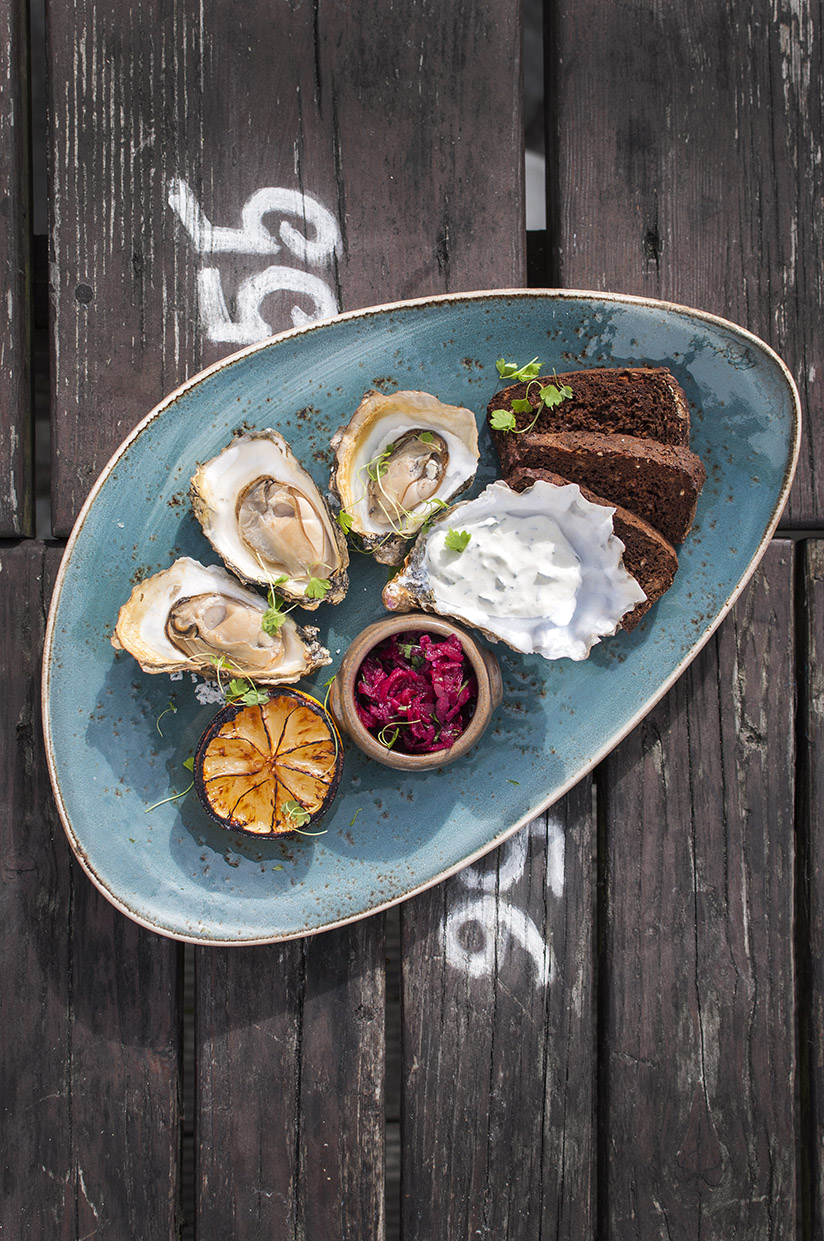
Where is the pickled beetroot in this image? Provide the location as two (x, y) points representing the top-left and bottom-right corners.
(355, 631), (477, 754)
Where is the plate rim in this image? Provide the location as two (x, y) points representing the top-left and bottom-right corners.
(41, 287), (802, 944)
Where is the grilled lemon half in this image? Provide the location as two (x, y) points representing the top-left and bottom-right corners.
(194, 689), (343, 836)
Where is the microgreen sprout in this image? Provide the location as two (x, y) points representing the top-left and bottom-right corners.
(144, 756), (195, 813)
(496, 355), (542, 383)
(305, 576), (332, 600)
(283, 799), (312, 828)
(209, 654), (269, 706)
(490, 357), (573, 434)
(377, 723), (401, 749)
(444, 529), (472, 553)
(156, 698), (178, 737)
(261, 582), (294, 634)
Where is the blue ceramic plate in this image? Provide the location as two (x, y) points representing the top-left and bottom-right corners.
(42, 291), (800, 943)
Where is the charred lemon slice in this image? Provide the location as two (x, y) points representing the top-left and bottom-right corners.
(193, 689), (343, 836)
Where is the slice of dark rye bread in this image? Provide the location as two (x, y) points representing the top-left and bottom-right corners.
(489, 366), (691, 476)
(503, 430), (706, 546)
(506, 466), (679, 632)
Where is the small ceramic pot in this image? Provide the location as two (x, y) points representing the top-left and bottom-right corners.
(327, 612), (503, 771)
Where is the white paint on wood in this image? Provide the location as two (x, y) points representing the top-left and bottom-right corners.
(168, 177), (340, 344)
(445, 816), (565, 987)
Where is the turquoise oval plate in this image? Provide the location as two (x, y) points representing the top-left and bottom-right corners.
(42, 290), (800, 943)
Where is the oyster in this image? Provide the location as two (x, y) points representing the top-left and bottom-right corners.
(190, 430), (349, 609)
(329, 389), (480, 565)
(382, 479), (646, 661)
(112, 558), (332, 682)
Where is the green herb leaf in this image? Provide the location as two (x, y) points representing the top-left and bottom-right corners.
(336, 509), (354, 535)
(418, 430), (434, 443)
(261, 585), (293, 634)
(261, 607), (288, 634)
(496, 355), (542, 383)
(539, 381), (573, 409)
(283, 799), (312, 828)
(241, 687), (269, 706)
(444, 529), (472, 553)
(510, 397), (534, 414)
(183, 756), (195, 772)
(490, 408), (517, 432)
(305, 576), (331, 600)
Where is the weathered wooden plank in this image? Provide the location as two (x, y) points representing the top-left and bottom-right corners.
(799, 539), (824, 1240)
(401, 784), (595, 1241)
(47, 0), (526, 535)
(195, 923), (385, 1239)
(0, 0), (32, 535)
(600, 541), (795, 1237)
(0, 544), (182, 1238)
(547, 0), (823, 526)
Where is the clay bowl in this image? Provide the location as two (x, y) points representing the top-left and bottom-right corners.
(327, 612), (503, 771)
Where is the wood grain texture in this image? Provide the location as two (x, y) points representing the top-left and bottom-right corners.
(195, 922), (385, 1240)
(0, 0), (32, 535)
(0, 544), (182, 1239)
(799, 540), (824, 1240)
(47, 0), (525, 534)
(400, 785), (595, 1241)
(600, 542), (796, 1238)
(547, 0), (823, 526)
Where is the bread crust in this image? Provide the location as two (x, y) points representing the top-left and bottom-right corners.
(489, 366), (691, 477)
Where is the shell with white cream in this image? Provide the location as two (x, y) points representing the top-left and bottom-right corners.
(382, 479), (646, 661)
(112, 557), (332, 682)
(329, 389), (480, 565)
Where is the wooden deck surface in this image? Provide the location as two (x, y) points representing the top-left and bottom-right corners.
(1, 1), (819, 1237)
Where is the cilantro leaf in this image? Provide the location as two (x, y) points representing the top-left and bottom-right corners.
(444, 529), (472, 553)
(305, 576), (331, 600)
(336, 510), (354, 535)
(490, 408), (517, 431)
(496, 355), (542, 383)
(418, 430), (434, 443)
(539, 381), (573, 409)
(262, 585), (294, 633)
(182, 756), (195, 772)
(510, 397), (534, 414)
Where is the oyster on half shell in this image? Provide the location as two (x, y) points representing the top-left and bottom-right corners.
(382, 479), (646, 661)
(112, 558), (332, 682)
(329, 389), (480, 565)
(190, 430), (349, 609)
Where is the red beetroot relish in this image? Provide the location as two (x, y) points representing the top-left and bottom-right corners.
(354, 630), (477, 754)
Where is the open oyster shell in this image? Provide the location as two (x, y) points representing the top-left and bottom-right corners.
(190, 430), (349, 609)
(382, 479), (646, 661)
(112, 557), (332, 682)
(329, 389), (480, 565)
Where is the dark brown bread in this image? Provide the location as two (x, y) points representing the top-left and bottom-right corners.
(506, 430), (706, 546)
(489, 366), (691, 476)
(507, 466), (679, 631)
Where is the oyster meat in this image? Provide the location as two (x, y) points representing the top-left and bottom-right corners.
(329, 389), (480, 565)
(190, 430), (349, 608)
(382, 479), (646, 661)
(112, 558), (332, 682)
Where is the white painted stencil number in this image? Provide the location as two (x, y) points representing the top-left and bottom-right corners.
(443, 818), (565, 989)
(168, 177), (341, 344)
